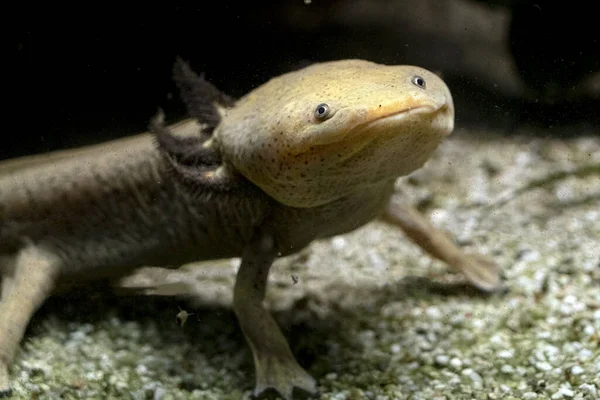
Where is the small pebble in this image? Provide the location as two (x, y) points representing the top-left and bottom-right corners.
(153, 387), (166, 400)
(570, 365), (584, 375)
(435, 355), (449, 366)
(582, 325), (595, 336)
(497, 349), (514, 359)
(551, 387), (574, 399)
(426, 307), (442, 319)
(500, 364), (514, 374)
(534, 361), (553, 372)
(461, 368), (482, 384)
(449, 357), (463, 369)
(578, 383), (597, 397)
(578, 349), (593, 361)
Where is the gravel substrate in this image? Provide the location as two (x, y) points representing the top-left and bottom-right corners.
(7, 130), (600, 399)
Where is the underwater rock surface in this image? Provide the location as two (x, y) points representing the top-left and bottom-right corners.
(9, 130), (600, 399)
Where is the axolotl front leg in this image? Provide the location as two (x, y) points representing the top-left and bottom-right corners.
(233, 231), (317, 400)
(382, 199), (502, 292)
(153, 108), (316, 399)
(0, 246), (62, 397)
(230, 200), (502, 400)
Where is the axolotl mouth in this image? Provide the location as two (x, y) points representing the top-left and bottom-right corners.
(356, 103), (453, 136)
(293, 101), (454, 167)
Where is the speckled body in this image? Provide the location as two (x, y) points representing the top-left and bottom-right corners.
(0, 59), (482, 400)
(1, 60), (453, 280)
(0, 135), (262, 276)
(0, 131), (395, 280)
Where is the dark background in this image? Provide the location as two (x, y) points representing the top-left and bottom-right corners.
(6, 0), (599, 160)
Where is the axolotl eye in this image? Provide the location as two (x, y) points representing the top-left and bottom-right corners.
(411, 75), (426, 89)
(314, 103), (332, 121)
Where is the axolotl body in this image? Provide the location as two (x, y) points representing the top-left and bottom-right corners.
(0, 59), (500, 399)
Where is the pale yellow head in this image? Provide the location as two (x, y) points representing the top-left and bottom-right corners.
(215, 59), (454, 208)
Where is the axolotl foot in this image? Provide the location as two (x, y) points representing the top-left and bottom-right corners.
(252, 351), (317, 400)
(0, 363), (12, 398)
(234, 233), (318, 399)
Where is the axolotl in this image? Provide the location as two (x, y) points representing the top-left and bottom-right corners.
(0, 59), (501, 399)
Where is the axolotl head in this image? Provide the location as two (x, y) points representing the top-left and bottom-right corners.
(215, 59), (454, 208)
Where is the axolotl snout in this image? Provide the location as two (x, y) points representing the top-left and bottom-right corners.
(216, 60), (454, 208)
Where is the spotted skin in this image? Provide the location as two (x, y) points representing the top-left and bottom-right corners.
(0, 59), (501, 399)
